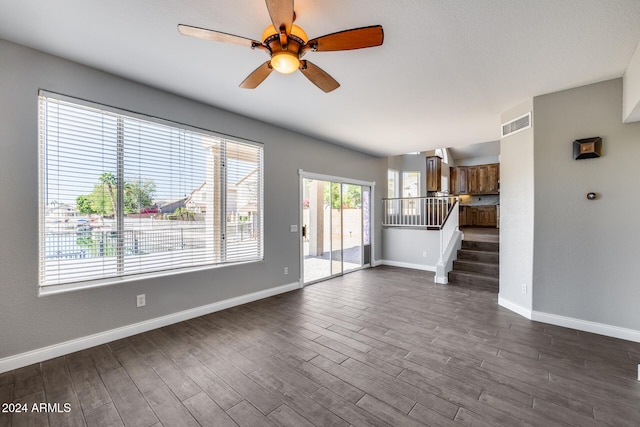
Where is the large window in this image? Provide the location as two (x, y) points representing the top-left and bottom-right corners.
(39, 93), (263, 292)
(387, 169), (399, 198)
(387, 169), (399, 215)
(402, 171), (420, 215)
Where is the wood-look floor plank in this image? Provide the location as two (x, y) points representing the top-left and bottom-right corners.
(532, 397), (604, 427)
(355, 394), (425, 427)
(271, 353), (365, 403)
(309, 355), (416, 415)
(86, 345), (121, 375)
(10, 391), (49, 427)
(65, 351), (112, 414)
(143, 384), (199, 427)
(0, 383), (13, 406)
(267, 404), (316, 427)
(226, 400), (277, 427)
(340, 357), (462, 420)
(5, 266), (640, 426)
(408, 402), (459, 427)
(108, 341), (164, 395)
(200, 354), (283, 415)
(0, 372), (12, 387)
(12, 364), (44, 400)
(144, 350), (200, 402)
(171, 352), (242, 410)
(84, 402), (124, 427)
(101, 367), (158, 427)
(247, 367), (349, 427)
(182, 392), (238, 427)
(0, 407), (11, 427)
(310, 387), (391, 427)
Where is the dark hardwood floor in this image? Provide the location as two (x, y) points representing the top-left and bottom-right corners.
(2, 266), (640, 426)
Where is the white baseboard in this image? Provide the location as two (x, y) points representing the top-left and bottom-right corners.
(499, 295), (640, 343)
(531, 310), (640, 344)
(380, 260), (435, 272)
(498, 295), (532, 319)
(434, 275), (448, 284)
(0, 282), (299, 374)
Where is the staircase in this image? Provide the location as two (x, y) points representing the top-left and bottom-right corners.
(448, 239), (499, 290)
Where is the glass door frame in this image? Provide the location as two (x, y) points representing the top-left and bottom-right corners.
(298, 169), (375, 287)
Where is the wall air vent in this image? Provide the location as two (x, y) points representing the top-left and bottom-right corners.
(501, 112), (531, 138)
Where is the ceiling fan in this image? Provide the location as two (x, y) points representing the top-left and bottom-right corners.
(178, 0), (384, 92)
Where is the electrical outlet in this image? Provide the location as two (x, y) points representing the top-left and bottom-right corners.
(521, 284), (527, 294)
(422, 251), (427, 258)
(136, 294), (146, 307)
(284, 267), (288, 275)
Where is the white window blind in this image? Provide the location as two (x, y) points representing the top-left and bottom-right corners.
(39, 93), (263, 291)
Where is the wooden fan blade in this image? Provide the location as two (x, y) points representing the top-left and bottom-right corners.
(178, 24), (260, 47)
(303, 25), (384, 54)
(240, 61), (274, 89)
(299, 60), (340, 93)
(265, 0), (294, 43)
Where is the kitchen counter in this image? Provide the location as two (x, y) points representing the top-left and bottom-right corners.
(460, 202), (500, 206)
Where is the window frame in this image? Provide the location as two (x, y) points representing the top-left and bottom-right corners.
(38, 91), (264, 295)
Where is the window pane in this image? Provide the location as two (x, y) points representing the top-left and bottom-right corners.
(402, 171), (420, 216)
(39, 94), (263, 289)
(387, 169), (398, 198)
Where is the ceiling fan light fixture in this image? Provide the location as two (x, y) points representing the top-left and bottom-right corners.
(262, 24), (308, 44)
(271, 51), (300, 74)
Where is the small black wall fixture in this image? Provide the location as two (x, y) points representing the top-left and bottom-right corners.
(573, 136), (602, 160)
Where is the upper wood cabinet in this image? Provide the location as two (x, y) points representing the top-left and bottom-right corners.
(426, 156), (442, 192)
(450, 166), (467, 194)
(449, 163), (499, 195)
(467, 166), (478, 194)
(485, 164), (500, 194)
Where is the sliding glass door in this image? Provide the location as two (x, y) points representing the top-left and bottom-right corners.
(302, 176), (371, 285)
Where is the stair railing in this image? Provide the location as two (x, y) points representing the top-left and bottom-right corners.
(382, 196), (458, 229)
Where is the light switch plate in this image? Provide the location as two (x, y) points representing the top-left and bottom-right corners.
(290, 225), (298, 232)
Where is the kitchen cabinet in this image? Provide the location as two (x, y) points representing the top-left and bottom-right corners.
(475, 206), (497, 226)
(450, 163), (499, 195)
(459, 205), (497, 227)
(458, 206), (468, 226)
(426, 156), (442, 192)
(450, 167), (457, 194)
(467, 166), (478, 194)
(478, 164), (500, 194)
(449, 166), (468, 195)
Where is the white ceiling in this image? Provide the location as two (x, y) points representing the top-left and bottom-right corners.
(448, 141), (500, 161)
(1, 0), (640, 157)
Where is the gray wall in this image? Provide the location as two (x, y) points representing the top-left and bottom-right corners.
(499, 100), (534, 311)
(387, 153), (427, 197)
(533, 79), (640, 330)
(455, 155), (500, 167)
(0, 39), (386, 359)
(381, 228), (440, 268)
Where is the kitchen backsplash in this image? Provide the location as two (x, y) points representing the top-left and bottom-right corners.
(458, 194), (500, 206)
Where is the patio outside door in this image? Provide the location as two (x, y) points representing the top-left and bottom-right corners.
(302, 176), (371, 285)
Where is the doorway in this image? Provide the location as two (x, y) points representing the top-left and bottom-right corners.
(301, 173), (372, 285)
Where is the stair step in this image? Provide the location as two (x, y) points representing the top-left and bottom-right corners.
(461, 240), (499, 252)
(452, 259), (499, 277)
(448, 270), (499, 289)
(457, 249), (499, 264)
